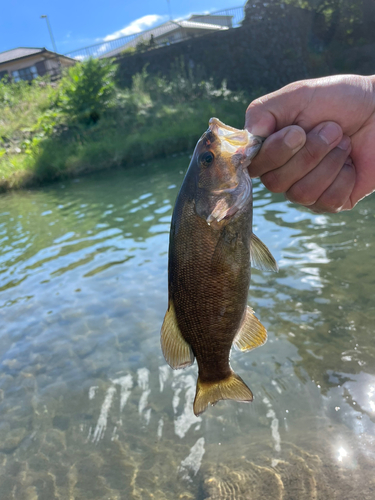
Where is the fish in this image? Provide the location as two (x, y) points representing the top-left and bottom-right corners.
(160, 117), (278, 416)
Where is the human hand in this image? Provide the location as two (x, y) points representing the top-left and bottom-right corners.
(245, 75), (375, 212)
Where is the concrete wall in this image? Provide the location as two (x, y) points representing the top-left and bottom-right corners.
(116, 1), (373, 93)
(116, 3), (312, 93)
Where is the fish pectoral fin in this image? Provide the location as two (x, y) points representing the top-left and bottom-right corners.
(160, 302), (195, 370)
(193, 372), (253, 416)
(250, 233), (278, 272)
(233, 306), (267, 352)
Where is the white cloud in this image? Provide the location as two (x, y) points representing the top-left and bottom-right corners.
(103, 14), (164, 42)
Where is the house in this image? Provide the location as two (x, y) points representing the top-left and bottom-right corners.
(0, 47), (75, 82)
(100, 14), (233, 59)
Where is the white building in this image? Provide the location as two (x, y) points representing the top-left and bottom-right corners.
(100, 15), (233, 59)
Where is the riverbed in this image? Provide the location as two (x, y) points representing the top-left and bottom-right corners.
(0, 155), (374, 499)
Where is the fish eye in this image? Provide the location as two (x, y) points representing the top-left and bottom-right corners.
(200, 151), (214, 166)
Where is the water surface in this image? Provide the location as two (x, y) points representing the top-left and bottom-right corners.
(0, 156), (374, 499)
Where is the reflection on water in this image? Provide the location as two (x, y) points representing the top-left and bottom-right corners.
(0, 155), (374, 499)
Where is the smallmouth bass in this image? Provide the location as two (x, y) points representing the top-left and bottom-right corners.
(161, 118), (278, 416)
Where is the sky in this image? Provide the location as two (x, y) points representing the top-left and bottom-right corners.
(0, 0), (245, 56)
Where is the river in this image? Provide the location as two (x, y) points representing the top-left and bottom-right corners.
(0, 155), (374, 499)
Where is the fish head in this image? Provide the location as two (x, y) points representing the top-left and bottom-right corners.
(193, 117), (264, 229)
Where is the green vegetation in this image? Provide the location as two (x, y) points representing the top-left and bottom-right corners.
(59, 58), (117, 123)
(0, 58), (256, 192)
(276, 0), (374, 48)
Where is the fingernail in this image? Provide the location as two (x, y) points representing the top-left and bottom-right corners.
(318, 123), (341, 145)
(247, 124), (271, 137)
(284, 128), (304, 149)
(337, 136), (350, 150)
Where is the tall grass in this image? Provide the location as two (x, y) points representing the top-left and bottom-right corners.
(0, 59), (259, 192)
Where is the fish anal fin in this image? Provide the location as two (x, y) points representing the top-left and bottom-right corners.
(193, 371), (253, 416)
(233, 306), (267, 352)
(160, 302), (194, 370)
(251, 233), (278, 272)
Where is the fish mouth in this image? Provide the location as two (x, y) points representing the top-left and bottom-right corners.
(209, 117), (264, 166)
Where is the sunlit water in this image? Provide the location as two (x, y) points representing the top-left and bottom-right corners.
(0, 155), (374, 499)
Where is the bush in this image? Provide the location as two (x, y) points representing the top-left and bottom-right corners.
(0, 60), (258, 191)
(59, 58), (117, 123)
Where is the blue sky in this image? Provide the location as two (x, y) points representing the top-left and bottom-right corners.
(0, 0), (245, 55)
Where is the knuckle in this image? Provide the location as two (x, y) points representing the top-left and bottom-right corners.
(259, 144), (282, 171)
(317, 164), (356, 213)
(325, 148), (350, 174)
(316, 195), (344, 213)
(246, 97), (263, 112)
(261, 170), (285, 193)
(286, 182), (316, 206)
(246, 100), (260, 117)
(299, 142), (322, 166)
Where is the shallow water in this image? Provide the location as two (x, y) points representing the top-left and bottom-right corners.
(0, 156), (374, 499)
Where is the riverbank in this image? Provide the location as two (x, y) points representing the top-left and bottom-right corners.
(0, 60), (257, 193)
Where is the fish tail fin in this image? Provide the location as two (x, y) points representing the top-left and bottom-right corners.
(193, 371), (253, 416)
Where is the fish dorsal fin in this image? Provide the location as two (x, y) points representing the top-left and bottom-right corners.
(233, 306), (268, 352)
(250, 233), (279, 272)
(160, 302), (195, 369)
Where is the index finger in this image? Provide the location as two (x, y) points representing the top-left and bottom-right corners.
(249, 125), (306, 178)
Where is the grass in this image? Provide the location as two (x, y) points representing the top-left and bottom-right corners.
(0, 79), (60, 190)
(0, 61), (260, 193)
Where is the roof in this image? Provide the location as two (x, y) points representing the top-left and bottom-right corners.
(189, 14), (233, 26)
(127, 19), (229, 45)
(0, 47), (45, 64)
(0, 47), (76, 67)
(176, 20), (229, 31)
(101, 19), (229, 58)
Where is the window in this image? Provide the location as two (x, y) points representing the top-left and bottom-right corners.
(12, 65), (38, 82)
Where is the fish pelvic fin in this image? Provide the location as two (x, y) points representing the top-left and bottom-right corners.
(160, 301), (195, 370)
(250, 233), (278, 272)
(193, 371), (253, 416)
(233, 306), (268, 352)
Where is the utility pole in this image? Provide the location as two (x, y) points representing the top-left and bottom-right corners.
(40, 15), (58, 54)
(41, 15), (60, 78)
(167, 0), (172, 20)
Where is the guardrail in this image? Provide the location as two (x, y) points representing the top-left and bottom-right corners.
(65, 5), (245, 61)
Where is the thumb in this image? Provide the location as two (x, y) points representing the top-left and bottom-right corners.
(245, 81), (313, 137)
(244, 96), (277, 137)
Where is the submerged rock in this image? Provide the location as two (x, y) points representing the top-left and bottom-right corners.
(0, 427), (27, 453)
